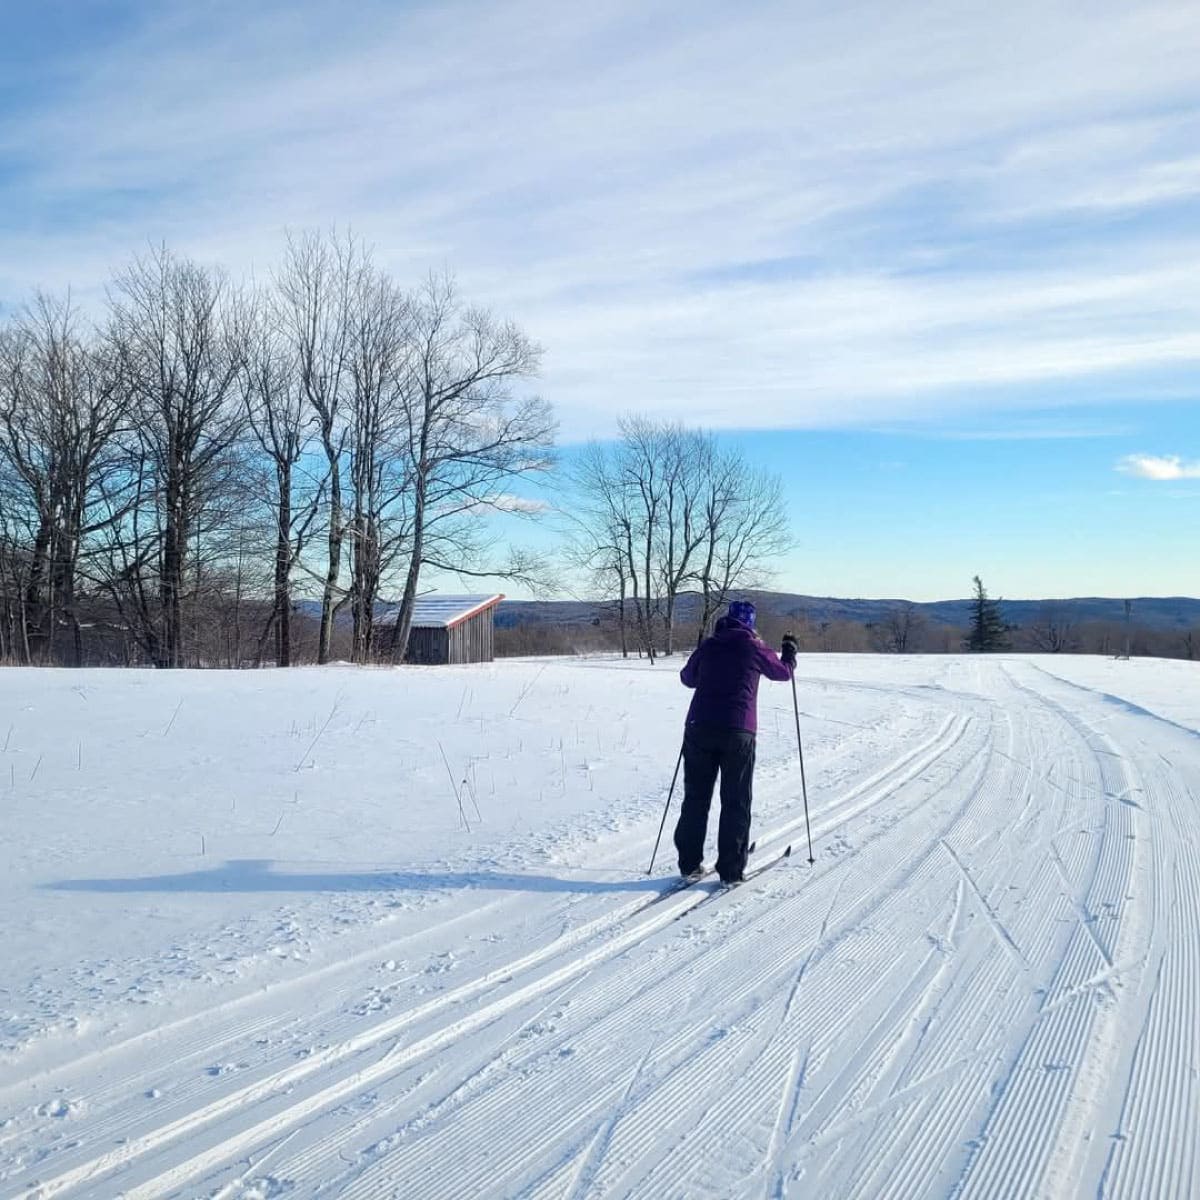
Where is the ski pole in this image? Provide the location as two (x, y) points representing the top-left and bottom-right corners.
(647, 739), (685, 875)
(789, 665), (816, 864)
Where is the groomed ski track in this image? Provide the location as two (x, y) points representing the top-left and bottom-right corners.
(2, 657), (1197, 1199)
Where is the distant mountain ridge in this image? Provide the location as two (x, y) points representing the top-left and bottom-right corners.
(295, 592), (1200, 633)
(494, 592), (1200, 632)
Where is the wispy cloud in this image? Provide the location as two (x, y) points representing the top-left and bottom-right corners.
(881, 418), (1138, 441)
(1118, 454), (1200, 480)
(481, 494), (551, 515)
(1, 1), (1198, 437)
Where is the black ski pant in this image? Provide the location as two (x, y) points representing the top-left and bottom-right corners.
(673, 722), (756, 880)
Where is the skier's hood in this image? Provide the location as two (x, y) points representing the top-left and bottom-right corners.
(714, 615), (755, 637)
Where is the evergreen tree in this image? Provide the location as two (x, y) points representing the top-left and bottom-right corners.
(967, 575), (1009, 652)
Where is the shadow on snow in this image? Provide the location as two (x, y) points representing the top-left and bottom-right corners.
(42, 858), (670, 896)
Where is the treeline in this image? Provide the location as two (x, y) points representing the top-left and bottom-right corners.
(495, 603), (1200, 661)
(0, 234), (554, 667)
(495, 582), (1200, 662)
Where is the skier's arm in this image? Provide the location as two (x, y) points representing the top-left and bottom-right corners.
(755, 641), (793, 682)
(680, 646), (703, 688)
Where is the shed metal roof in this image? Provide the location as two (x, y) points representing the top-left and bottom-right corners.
(408, 594), (505, 630)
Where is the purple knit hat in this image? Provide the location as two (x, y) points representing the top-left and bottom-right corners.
(727, 600), (757, 630)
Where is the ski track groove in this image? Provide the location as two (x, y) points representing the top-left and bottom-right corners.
(298, 970), (599, 1198)
(762, 1041), (809, 1200)
(564, 1043), (656, 1200)
(1100, 773), (1198, 1198)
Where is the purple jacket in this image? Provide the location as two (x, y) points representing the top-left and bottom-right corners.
(680, 617), (793, 733)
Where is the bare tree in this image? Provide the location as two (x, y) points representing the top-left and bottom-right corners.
(275, 230), (360, 664)
(567, 425), (790, 656)
(877, 601), (926, 653)
(388, 275), (552, 663)
(103, 246), (248, 668)
(562, 442), (638, 656)
(655, 424), (709, 655)
(1026, 603), (1077, 653)
(242, 298), (323, 666)
(342, 268), (419, 663)
(0, 294), (129, 664)
(0, 508), (32, 662)
(617, 416), (668, 660)
(693, 452), (790, 640)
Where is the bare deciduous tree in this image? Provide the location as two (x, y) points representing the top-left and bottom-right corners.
(654, 423), (709, 655)
(0, 294), (128, 664)
(275, 230), (360, 664)
(693, 454), (789, 642)
(563, 442), (638, 656)
(345, 267), (414, 664)
(568, 421), (790, 656)
(1026, 603), (1077, 653)
(104, 246), (248, 668)
(873, 601), (926, 653)
(387, 275), (553, 663)
(243, 298), (323, 666)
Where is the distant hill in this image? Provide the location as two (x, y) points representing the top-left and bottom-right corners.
(296, 592), (1200, 633)
(495, 592), (1200, 632)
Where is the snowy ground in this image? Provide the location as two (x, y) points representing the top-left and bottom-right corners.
(1, 653), (1197, 1199)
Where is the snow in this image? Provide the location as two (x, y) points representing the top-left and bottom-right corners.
(1, 654), (1197, 1198)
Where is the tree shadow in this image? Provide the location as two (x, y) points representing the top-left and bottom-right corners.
(42, 858), (670, 896)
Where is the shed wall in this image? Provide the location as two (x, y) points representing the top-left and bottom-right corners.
(447, 610), (495, 663)
(406, 627), (450, 665)
(404, 606), (496, 665)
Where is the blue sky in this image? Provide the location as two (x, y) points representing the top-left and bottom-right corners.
(1, 0), (1198, 598)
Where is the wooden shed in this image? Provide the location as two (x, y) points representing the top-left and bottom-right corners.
(403, 594), (504, 665)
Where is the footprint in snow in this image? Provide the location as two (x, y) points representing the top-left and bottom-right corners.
(36, 1098), (77, 1119)
(238, 1176), (296, 1199)
(349, 987), (393, 1016)
(206, 1062), (247, 1077)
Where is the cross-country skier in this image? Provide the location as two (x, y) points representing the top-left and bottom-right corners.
(674, 600), (797, 884)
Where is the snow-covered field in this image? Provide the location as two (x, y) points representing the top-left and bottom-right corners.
(1, 653), (1197, 1199)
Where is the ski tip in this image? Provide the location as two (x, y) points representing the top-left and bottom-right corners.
(784, 844), (792, 857)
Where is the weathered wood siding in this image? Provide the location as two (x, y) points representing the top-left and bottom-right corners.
(447, 609), (495, 663)
(406, 627), (450, 665)
(405, 606), (496, 664)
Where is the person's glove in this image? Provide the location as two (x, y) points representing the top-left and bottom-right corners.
(781, 633), (798, 666)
